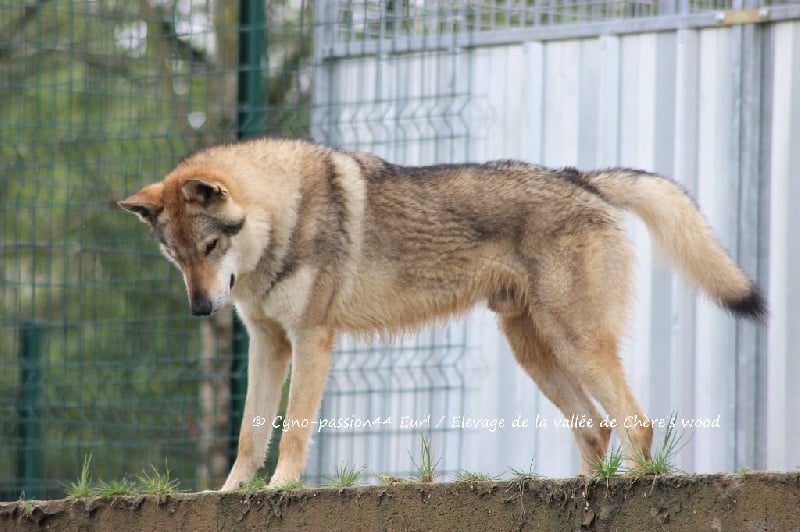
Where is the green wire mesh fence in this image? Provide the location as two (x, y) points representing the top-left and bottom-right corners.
(0, 0), (311, 499)
(1, 0), (470, 499)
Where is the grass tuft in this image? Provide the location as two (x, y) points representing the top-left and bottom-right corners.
(238, 475), (304, 492)
(508, 459), (538, 483)
(454, 471), (499, 483)
(63, 454), (183, 499)
(136, 461), (180, 495)
(238, 475), (271, 492)
(271, 478), (303, 491)
(506, 459), (537, 514)
(93, 477), (137, 497)
(592, 447), (625, 480)
(17, 491), (33, 516)
(325, 463), (362, 487)
(64, 453), (94, 500)
(409, 436), (440, 483)
(628, 412), (689, 476)
(374, 472), (411, 485)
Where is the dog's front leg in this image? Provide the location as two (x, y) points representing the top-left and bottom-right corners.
(220, 318), (291, 491)
(268, 325), (333, 488)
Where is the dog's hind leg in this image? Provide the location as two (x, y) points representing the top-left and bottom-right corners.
(268, 325), (334, 488)
(562, 330), (654, 469)
(500, 313), (611, 475)
(533, 310), (654, 472)
(221, 318), (292, 491)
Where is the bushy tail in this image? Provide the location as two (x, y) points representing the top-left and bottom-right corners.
(587, 169), (766, 321)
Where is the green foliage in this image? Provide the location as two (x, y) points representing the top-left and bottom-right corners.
(136, 462), (180, 495)
(64, 454), (182, 499)
(506, 459), (538, 510)
(63, 453), (93, 500)
(16, 490), (33, 517)
(629, 413), (689, 476)
(272, 478), (304, 491)
(409, 436), (440, 483)
(325, 463), (363, 488)
(508, 459), (538, 482)
(591, 447), (625, 479)
(237, 475), (270, 492)
(374, 472), (411, 485)
(92, 478), (138, 498)
(237, 475), (303, 492)
(454, 471), (499, 483)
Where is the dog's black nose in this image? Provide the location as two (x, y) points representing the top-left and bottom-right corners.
(191, 297), (213, 316)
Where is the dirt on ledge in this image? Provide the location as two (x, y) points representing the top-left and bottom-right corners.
(2, 473), (799, 531)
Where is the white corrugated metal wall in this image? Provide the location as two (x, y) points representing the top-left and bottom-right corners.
(312, 4), (800, 479)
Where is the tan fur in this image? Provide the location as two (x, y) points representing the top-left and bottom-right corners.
(119, 138), (766, 489)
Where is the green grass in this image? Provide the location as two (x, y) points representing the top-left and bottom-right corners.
(64, 453), (93, 500)
(592, 447), (625, 479)
(93, 478), (138, 497)
(63, 454), (183, 499)
(454, 471), (499, 482)
(508, 459), (538, 483)
(409, 436), (440, 483)
(238, 474), (304, 492)
(629, 413), (688, 476)
(16, 491), (33, 517)
(271, 478), (303, 491)
(325, 463), (362, 487)
(237, 475), (271, 492)
(136, 462), (180, 495)
(506, 459), (537, 514)
(374, 472), (411, 485)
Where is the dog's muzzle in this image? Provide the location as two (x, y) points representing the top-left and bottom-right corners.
(191, 296), (213, 316)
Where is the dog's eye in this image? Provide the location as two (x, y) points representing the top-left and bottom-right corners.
(205, 239), (218, 256)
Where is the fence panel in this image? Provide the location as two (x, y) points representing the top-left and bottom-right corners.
(0, 0), (311, 498)
(313, 1), (800, 479)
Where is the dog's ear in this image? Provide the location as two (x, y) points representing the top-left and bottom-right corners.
(182, 178), (228, 207)
(118, 183), (164, 226)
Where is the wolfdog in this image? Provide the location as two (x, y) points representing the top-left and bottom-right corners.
(119, 137), (766, 489)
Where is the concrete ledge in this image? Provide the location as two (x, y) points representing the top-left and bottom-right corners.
(2, 473), (799, 531)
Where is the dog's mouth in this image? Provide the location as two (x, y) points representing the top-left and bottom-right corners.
(230, 274), (236, 290)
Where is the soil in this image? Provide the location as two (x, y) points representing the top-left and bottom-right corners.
(2, 472), (799, 531)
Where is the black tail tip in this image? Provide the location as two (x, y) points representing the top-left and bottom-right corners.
(725, 285), (768, 322)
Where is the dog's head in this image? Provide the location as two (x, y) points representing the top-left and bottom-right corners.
(119, 170), (249, 316)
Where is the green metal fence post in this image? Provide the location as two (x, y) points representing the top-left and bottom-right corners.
(17, 321), (44, 499)
(238, 0), (266, 139)
(230, 0), (265, 467)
